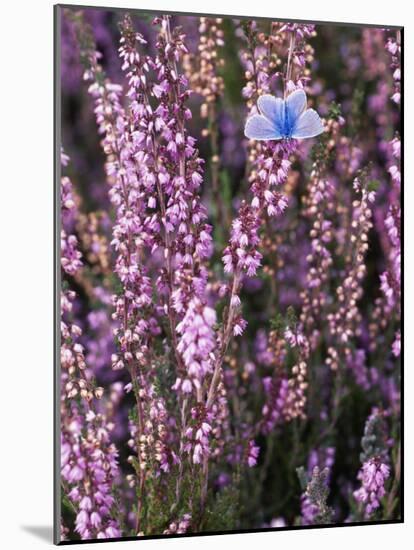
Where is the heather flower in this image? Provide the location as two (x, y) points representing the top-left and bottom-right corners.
(326, 171), (375, 370)
(354, 458), (390, 517)
(298, 463), (333, 525)
(283, 323), (309, 421)
(183, 405), (213, 465)
(183, 17), (227, 230)
(299, 110), (342, 348)
(60, 148), (121, 540)
(164, 513), (192, 534)
(60, 155), (98, 402)
(377, 31), (401, 355)
(392, 331), (401, 357)
(60, 164), (82, 276)
(223, 202), (263, 277)
(385, 34), (401, 104)
(246, 440), (260, 467)
(61, 230), (82, 276)
(175, 297), (217, 393)
(61, 409), (120, 539)
(353, 409), (392, 518)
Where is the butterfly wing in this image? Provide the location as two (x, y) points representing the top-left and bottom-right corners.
(291, 108), (324, 139)
(257, 94), (285, 131)
(286, 89), (307, 120)
(244, 114), (283, 141)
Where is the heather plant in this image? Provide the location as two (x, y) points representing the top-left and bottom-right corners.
(58, 7), (402, 541)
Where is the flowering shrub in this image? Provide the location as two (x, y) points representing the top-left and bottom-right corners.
(58, 7), (402, 541)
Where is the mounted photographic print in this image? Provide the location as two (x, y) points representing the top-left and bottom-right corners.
(54, 4), (403, 544)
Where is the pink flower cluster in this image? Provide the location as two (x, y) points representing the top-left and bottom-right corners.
(354, 458), (390, 518)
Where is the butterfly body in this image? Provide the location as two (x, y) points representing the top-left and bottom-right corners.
(280, 101), (295, 138)
(244, 89), (324, 141)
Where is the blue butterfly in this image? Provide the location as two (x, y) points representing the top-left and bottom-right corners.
(244, 89), (324, 141)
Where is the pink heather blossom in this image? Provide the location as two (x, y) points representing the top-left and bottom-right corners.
(392, 331), (401, 357)
(176, 298), (217, 393)
(354, 458), (391, 517)
(246, 440), (260, 467)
